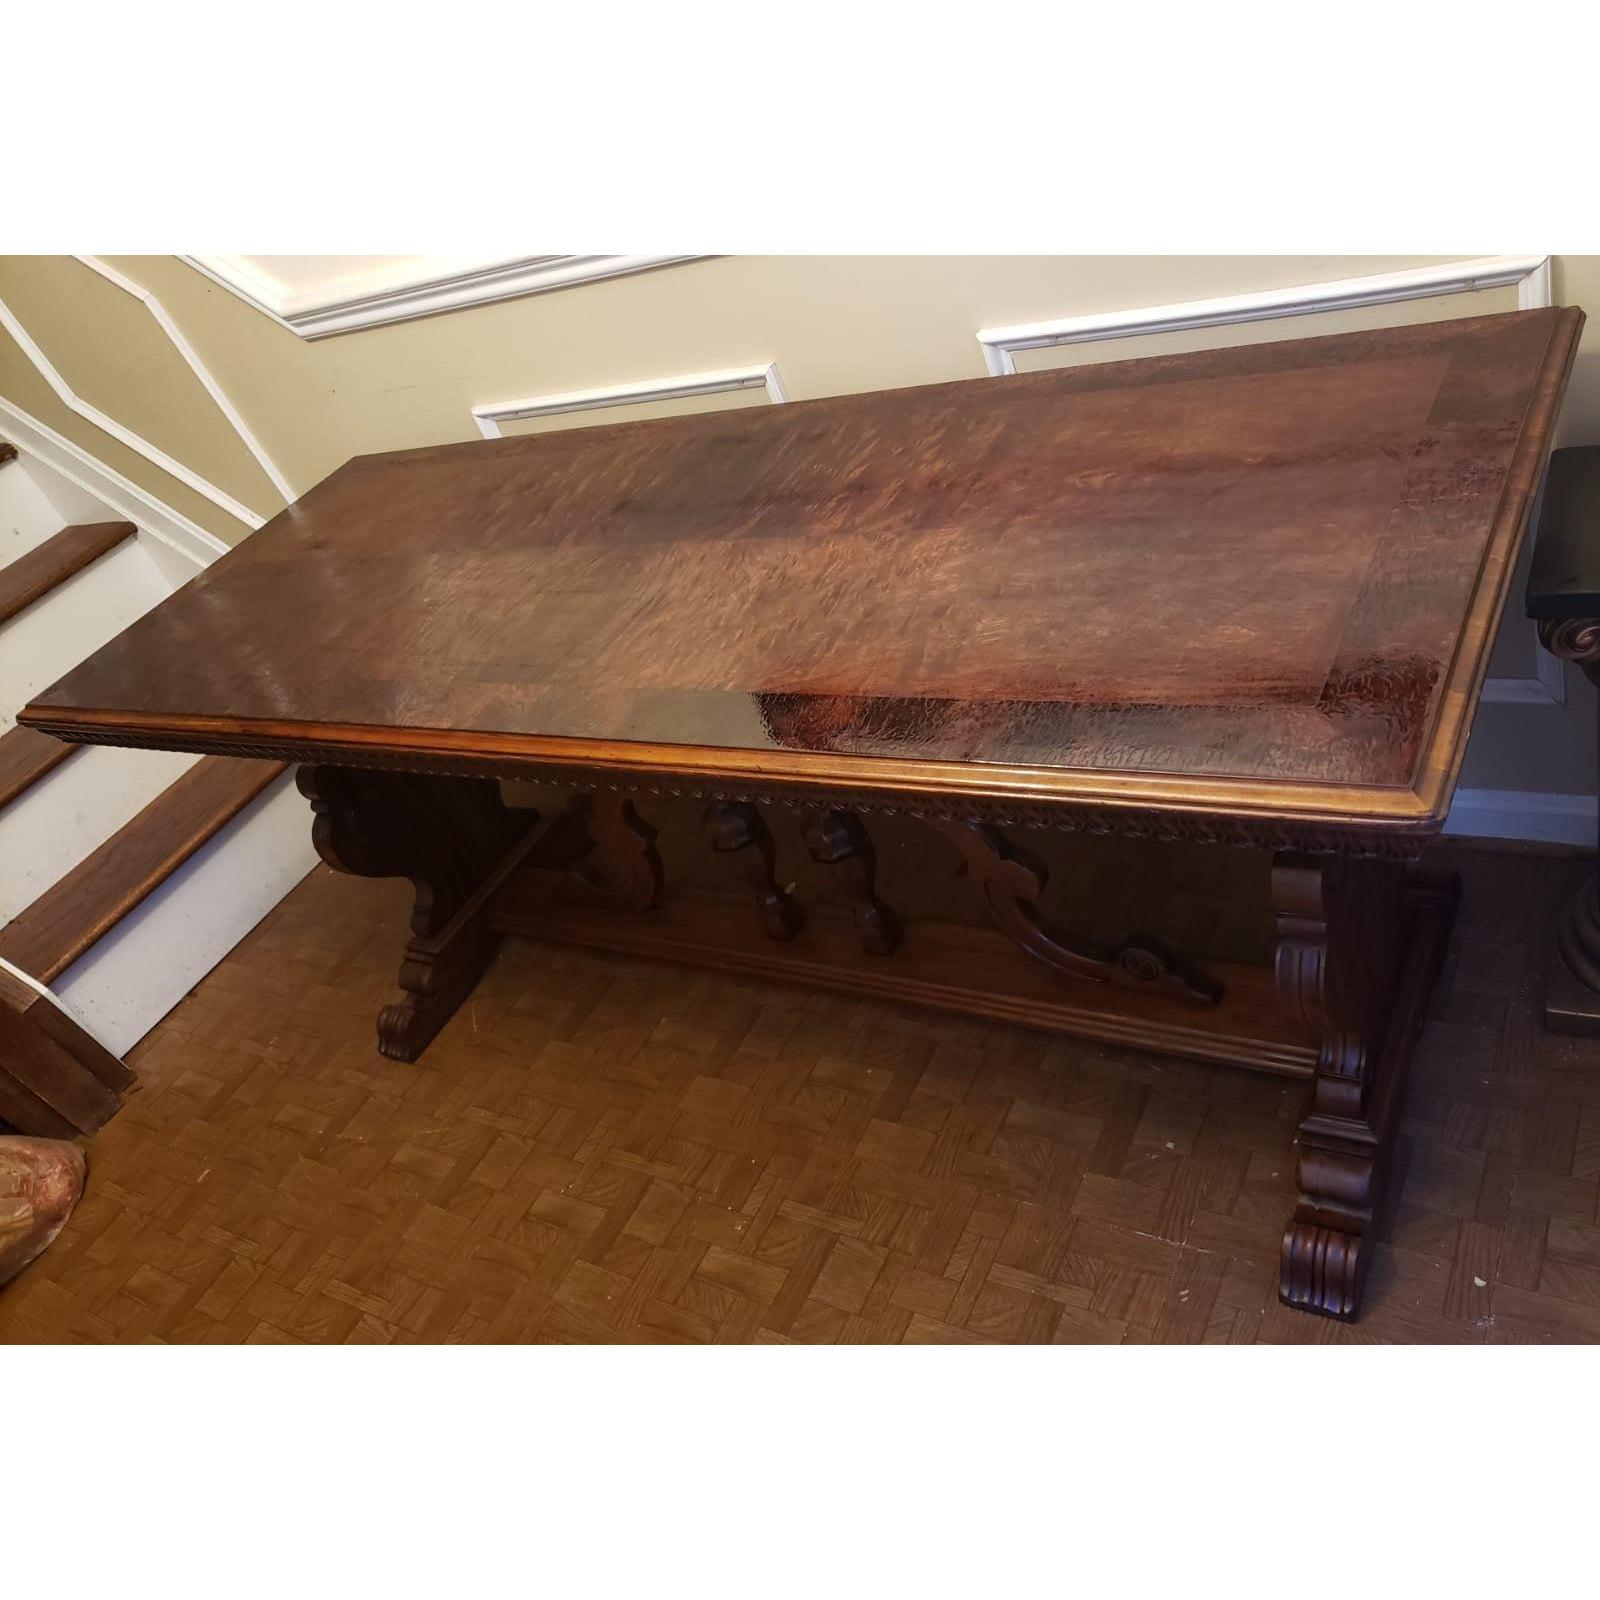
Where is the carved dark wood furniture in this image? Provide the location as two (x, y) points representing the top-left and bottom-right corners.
(1526, 446), (1600, 1034)
(20, 307), (1583, 1320)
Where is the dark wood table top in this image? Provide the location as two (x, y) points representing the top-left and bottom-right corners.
(23, 306), (1582, 844)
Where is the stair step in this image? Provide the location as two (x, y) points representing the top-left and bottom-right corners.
(0, 521), (135, 627)
(0, 965), (132, 1138)
(0, 756), (287, 984)
(0, 441), (17, 467)
(0, 724), (74, 810)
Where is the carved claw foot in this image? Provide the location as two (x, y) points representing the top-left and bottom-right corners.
(704, 800), (804, 941)
(802, 807), (902, 955)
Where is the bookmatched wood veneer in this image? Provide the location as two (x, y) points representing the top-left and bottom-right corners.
(16, 307), (1584, 1318)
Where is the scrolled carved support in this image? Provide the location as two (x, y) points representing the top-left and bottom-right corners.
(703, 800), (805, 941)
(297, 765), (534, 1062)
(558, 793), (663, 912)
(1271, 851), (1411, 1320)
(1537, 616), (1600, 686)
(802, 807), (902, 955)
(928, 818), (1221, 1004)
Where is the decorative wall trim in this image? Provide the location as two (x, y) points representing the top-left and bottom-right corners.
(472, 362), (788, 440)
(976, 255), (1552, 375)
(0, 263), (283, 531)
(0, 394), (228, 570)
(184, 254), (704, 340)
(1443, 786), (1595, 848)
(75, 257), (297, 505)
(978, 254), (1562, 707)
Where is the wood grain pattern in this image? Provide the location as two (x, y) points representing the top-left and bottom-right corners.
(0, 522), (133, 625)
(0, 966), (133, 1139)
(1, 841), (1592, 1345)
(0, 756), (285, 983)
(19, 310), (1582, 839)
(0, 724), (74, 810)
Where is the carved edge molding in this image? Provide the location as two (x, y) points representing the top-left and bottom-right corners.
(0, 258), (297, 530)
(27, 724), (1431, 857)
(185, 255), (705, 340)
(472, 363), (788, 439)
(978, 253), (1563, 709)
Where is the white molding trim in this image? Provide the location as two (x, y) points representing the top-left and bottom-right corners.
(0, 276), (271, 531)
(184, 254), (703, 340)
(0, 393), (228, 569)
(75, 256), (297, 504)
(472, 362), (788, 440)
(978, 254), (1564, 706)
(1481, 648), (1566, 706)
(976, 255), (1552, 375)
(1444, 786), (1595, 848)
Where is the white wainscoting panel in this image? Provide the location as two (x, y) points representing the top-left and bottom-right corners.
(0, 277), (274, 531)
(976, 255), (1551, 374)
(473, 362), (788, 439)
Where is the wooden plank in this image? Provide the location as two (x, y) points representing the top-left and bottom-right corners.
(0, 756), (286, 984)
(0, 521), (134, 626)
(0, 968), (123, 1136)
(0, 724), (75, 810)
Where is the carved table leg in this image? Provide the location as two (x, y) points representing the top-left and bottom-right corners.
(557, 793), (664, 911)
(802, 807), (902, 955)
(298, 766), (535, 1062)
(927, 817), (1220, 1004)
(703, 800), (804, 941)
(1272, 851), (1457, 1319)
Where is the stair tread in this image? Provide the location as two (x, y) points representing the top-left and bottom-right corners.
(0, 755), (287, 984)
(0, 723), (75, 810)
(0, 521), (136, 627)
(0, 441), (17, 467)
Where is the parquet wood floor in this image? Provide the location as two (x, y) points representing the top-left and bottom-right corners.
(4, 843), (1599, 1344)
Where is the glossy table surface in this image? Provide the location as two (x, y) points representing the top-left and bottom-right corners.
(23, 307), (1583, 834)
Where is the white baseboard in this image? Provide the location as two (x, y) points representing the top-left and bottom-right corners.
(1443, 787), (1596, 848)
(0, 393), (228, 570)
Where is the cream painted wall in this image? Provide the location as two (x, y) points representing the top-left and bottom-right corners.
(1, 253), (1596, 802)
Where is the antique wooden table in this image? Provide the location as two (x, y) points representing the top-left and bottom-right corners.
(21, 306), (1583, 1319)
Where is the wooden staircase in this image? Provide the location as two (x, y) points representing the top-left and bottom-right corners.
(0, 439), (295, 1138)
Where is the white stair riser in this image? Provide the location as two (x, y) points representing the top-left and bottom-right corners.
(0, 537), (171, 731)
(0, 456), (75, 564)
(51, 773), (318, 1057)
(19, 450), (115, 528)
(0, 745), (199, 924)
